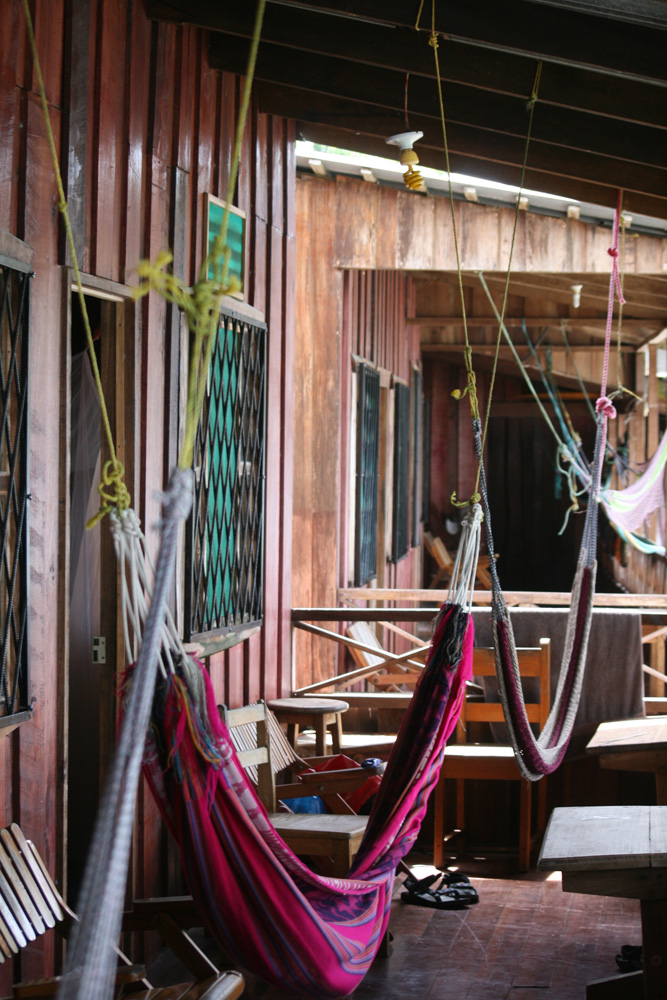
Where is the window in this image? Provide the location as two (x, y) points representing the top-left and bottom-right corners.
(0, 261), (31, 725)
(392, 381), (410, 561)
(185, 302), (266, 642)
(354, 362), (380, 586)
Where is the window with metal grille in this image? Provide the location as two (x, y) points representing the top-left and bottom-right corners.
(0, 261), (31, 726)
(354, 363), (380, 586)
(392, 381), (410, 561)
(185, 303), (266, 642)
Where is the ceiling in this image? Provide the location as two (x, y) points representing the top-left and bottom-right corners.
(148, 0), (667, 220)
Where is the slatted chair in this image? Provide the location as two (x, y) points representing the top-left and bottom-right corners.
(0, 824), (245, 1000)
(222, 702), (382, 877)
(433, 639), (551, 872)
(424, 531), (495, 589)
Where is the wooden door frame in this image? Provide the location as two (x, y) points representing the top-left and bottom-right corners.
(59, 268), (139, 907)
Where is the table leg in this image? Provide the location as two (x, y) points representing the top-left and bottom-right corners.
(641, 897), (667, 999)
(332, 713), (343, 754)
(654, 770), (667, 805)
(315, 718), (326, 757)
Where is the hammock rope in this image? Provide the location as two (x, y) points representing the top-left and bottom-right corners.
(417, 0), (543, 508)
(471, 193), (631, 780)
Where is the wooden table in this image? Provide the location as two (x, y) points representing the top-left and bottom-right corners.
(539, 805), (667, 999)
(587, 716), (667, 804)
(267, 697), (349, 756)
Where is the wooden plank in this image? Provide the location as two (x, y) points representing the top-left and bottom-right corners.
(61, 0), (90, 267)
(123, 0), (152, 281)
(334, 589), (667, 608)
(588, 717), (667, 754)
(538, 805), (652, 872)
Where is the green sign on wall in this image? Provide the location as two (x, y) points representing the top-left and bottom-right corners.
(205, 194), (246, 299)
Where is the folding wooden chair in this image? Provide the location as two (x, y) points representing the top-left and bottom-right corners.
(0, 824), (244, 1000)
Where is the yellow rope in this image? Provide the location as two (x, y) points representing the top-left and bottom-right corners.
(21, 0), (130, 524)
(424, 0), (541, 507)
(475, 61), (543, 491)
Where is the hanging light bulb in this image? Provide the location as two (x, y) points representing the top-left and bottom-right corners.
(386, 131), (425, 191)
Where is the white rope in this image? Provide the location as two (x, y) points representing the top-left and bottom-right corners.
(109, 507), (188, 675)
(447, 502), (483, 612)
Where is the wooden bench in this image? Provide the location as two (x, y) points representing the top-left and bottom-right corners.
(538, 805), (667, 999)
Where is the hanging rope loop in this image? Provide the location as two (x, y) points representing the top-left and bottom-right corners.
(86, 460), (132, 529)
(450, 489), (482, 510)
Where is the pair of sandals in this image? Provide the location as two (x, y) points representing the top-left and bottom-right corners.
(401, 871), (479, 910)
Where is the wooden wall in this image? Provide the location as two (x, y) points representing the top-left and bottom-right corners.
(292, 174), (422, 688)
(0, 0), (295, 986)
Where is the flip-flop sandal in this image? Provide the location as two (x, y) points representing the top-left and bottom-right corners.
(402, 871), (479, 905)
(400, 885), (469, 910)
(616, 945), (642, 973)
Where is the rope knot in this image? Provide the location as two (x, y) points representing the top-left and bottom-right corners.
(607, 247), (619, 259)
(595, 395), (617, 420)
(428, 31), (439, 49)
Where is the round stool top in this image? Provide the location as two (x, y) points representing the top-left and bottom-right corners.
(267, 697), (349, 715)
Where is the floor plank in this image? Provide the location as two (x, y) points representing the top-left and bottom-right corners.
(147, 855), (642, 1000)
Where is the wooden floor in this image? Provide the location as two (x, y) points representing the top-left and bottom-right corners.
(147, 854), (642, 1000)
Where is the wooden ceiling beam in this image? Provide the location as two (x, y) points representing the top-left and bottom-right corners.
(200, 7), (667, 130)
(214, 37), (667, 172)
(266, 0), (667, 84)
(408, 316), (662, 331)
(473, 273), (667, 313)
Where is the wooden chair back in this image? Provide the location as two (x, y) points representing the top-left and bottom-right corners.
(222, 702), (297, 813)
(346, 622), (386, 672)
(459, 639), (551, 743)
(0, 824), (69, 964)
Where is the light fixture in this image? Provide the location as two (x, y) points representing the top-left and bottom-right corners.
(567, 204), (580, 221)
(463, 186), (478, 203)
(621, 212), (633, 230)
(517, 195), (529, 211)
(360, 167), (377, 183)
(386, 130), (425, 191)
(571, 283), (583, 309)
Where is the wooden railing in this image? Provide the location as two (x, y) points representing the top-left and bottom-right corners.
(292, 589), (667, 704)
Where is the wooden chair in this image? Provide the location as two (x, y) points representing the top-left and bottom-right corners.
(423, 531), (495, 589)
(0, 824), (244, 1000)
(433, 639), (551, 872)
(222, 702), (381, 877)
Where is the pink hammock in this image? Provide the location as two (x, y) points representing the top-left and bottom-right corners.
(142, 604), (473, 999)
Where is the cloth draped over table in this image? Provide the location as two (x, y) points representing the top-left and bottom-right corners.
(142, 604), (474, 999)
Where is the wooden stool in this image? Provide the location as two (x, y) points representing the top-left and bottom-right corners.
(267, 697), (349, 756)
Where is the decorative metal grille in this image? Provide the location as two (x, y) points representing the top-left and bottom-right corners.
(186, 305), (266, 641)
(0, 262), (30, 721)
(354, 363), (380, 586)
(392, 382), (410, 561)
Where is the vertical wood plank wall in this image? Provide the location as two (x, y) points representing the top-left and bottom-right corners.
(292, 175), (422, 689)
(0, 0), (295, 986)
